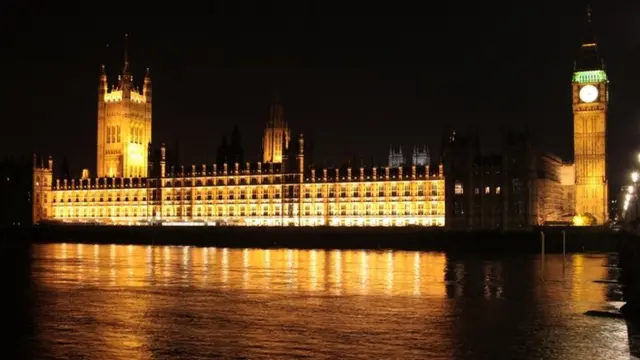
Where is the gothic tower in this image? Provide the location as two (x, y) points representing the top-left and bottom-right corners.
(388, 145), (404, 167)
(97, 34), (152, 178)
(262, 88), (290, 164)
(572, 6), (608, 224)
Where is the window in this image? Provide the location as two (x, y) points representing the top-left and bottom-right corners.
(116, 126), (121, 142)
(512, 179), (522, 194)
(454, 182), (464, 195)
(496, 186), (501, 195)
(474, 188), (480, 195)
(485, 186), (490, 194)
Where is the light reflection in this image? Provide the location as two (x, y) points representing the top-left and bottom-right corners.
(413, 252), (421, 296)
(386, 251), (394, 294)
(30, 245), (629, 359)
(222, 248), (229, 285)
(286, 249), (294, 288)
(242, 248), (249, 289)
(310, 250), (318, 290)
(163, 246), (171, 282)
(203, 248), (209, 271)
(41, 245), (452, 296)
(93, 244), (100, 274)
(333, 250), (342, 294)
(360, 251), (368, 294)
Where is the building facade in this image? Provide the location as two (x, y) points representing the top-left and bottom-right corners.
(559, 163), (576, 218)
(572, 9), (608, 224)
(33, 138), (445, 227)
(533, 154), (570, 224)
(441, 130), (539, 230)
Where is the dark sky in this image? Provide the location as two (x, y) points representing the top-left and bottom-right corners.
(2, 1), (640, 188)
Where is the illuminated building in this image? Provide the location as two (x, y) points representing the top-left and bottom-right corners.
(388, 144), (430, 167)
(31, 50), (445, 227)
(97, 35), (152, 179)
(533, 154), (574, 224)
(559, 163), (576, 217)
(32, 137), (445, 226)
(388, 145), (404, 167)
(572, 7), (608, 224)
(412, 145), (430, 166)
(262, 90), (290, 164)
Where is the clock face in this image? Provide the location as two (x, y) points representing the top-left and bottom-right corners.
(579, 84), (599, 103)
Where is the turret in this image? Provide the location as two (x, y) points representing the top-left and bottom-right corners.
(297, 133), (304, 174)
(160, 143), (166, 178)
(120, 34), (132, 99)
(98, 64), (107, 101)
(143, 68), (152, 103)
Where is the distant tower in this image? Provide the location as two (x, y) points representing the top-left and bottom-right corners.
(412, 145), (430, 166)
(97, 34), (152, 178)
(572, 6), (608, 224)
(388, 144), (404, 167)
(262, 87), (291, 164)
(32, 154), (53, 224)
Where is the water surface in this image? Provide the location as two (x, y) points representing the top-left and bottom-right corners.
(11, 244), (634, 359)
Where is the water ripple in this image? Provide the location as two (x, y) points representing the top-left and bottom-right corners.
(16, 245), (632, 359)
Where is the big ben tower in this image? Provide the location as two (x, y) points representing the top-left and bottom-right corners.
(96, 34), (152, 178)
(572, 6), (608, 224)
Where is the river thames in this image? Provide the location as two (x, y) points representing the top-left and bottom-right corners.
(6, 244), (634, 359)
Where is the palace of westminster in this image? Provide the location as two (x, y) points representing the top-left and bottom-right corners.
(30, 11), (609, 229)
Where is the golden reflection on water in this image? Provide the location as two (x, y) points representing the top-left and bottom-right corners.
(36, 245), (451, 296)
(29, 244), (631, 360)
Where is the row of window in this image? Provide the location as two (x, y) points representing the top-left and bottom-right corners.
(130, 127), (145, 145)
(51, 188), (442, 203)
(105, 126), (145, 145)
(106, 125), (121, 144)
(54, 202), (443, 218)
(453, 181), (527, 195)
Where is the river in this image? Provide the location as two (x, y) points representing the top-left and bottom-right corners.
(4, 244), (634, 359)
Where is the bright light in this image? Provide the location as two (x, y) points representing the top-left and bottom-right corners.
(629, 185), (635, 194)
(626, 193), (632, 202)
(632, 172), (639, 183)
(624, 202), (629, 211)
(572, 215), (585, 226)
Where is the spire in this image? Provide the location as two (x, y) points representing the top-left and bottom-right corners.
(268, 83), (285, 128)
(123, 33), (130, 75)
(575, 4), (604, 71)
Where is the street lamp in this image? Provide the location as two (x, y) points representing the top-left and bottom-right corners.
(631, 172), (640, 231)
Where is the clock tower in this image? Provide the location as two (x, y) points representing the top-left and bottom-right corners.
(572, 6), (608, 224)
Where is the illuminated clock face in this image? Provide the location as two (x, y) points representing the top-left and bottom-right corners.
(579, 84), (599, 103)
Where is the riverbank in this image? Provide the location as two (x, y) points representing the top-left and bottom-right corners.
(1, 225), (633, 253)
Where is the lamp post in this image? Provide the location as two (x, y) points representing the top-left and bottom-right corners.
(632, 172), (640, 232)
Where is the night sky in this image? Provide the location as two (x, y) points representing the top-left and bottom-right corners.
(2, 1), (640, 190)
